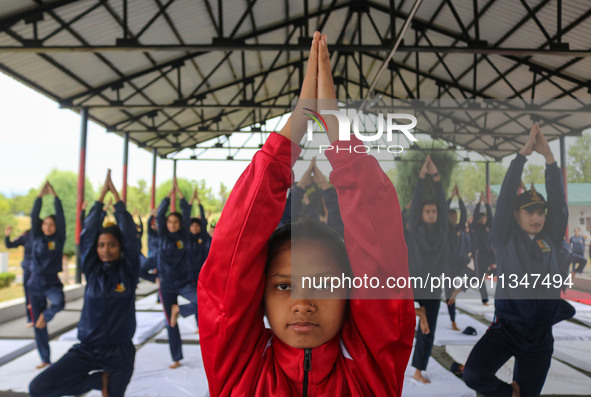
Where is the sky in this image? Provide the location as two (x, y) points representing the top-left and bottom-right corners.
(0, 72), (253, 197)
(0, 71), (581, 198)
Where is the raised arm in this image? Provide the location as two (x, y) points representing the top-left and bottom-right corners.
(31, 188), (44, 237)
(409, 179), (425, 229)
(459, 198), (467, 228)
(53, 196), (66, 245)
(79, 201), (106, 274)
(156, 197), (170, 235)
(492, 125), (538, 248)
(114, 201), (141, 281)
(326, 136), (414, 395)
(198, 133), (298, 395)
(485, 202), (493, 229)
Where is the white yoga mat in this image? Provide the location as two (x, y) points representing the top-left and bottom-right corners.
(87, 343), (209, 397)
(446, 345), (591, 395)
(455, 299), (495, 316)
(0, 341), (75, 393)
(59, 312), (165, 345)
(135, 293), (163, 311)
(402, 349), (475, 397)
(484, 312), (591, 341)
(0, 339), (35, 367)
(553, 340), (591, 373)
(567, 300), (591, 313)
(433, 313), (489, 347)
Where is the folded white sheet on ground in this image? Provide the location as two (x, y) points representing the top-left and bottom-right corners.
(402, 348), (475, 397)
(553, 340), (591, 373)
(0, 339), (35, 367)
(433, 313), (489, 346)
(574, 312), (591, 328)
(565, 299), (591, 313)
(483, 312), (591, 341)
(455, 299), (495, 316)
(0, 341), (75, 393)
(135, 293), (163, 311)
(87, 343), (209, 397)
(59, 312), (165, 345)
(446, 344), (591, 395)
(155, 314), (199, 343)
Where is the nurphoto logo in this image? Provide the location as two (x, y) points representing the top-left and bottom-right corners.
(305, 109), (418, 154)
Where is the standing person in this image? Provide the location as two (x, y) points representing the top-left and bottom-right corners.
(4, 225), (34, 327)
(569, 227), (587, 278)
(445, 184), (469, 331)
(187, 188), (211, 286)
(29, 170), (139, 397)
(198, 31), (414, 396)
(408, 155), (449, 384)
(472, 194), (496, 287)
(463, 123), (575, 397)
(156, 180), (198, 369)
(28, 181), (66, 369)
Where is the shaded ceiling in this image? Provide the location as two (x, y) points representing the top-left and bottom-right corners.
(0, 0), (590, 161)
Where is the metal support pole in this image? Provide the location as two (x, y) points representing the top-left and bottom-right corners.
(560, 136), (569, 238)
(150, 148), (157, 211)
(171, 160), (177, 212)
(486, 161), (491, 204)
(75, 108), (88, 284)
(122, 132), (129, 203)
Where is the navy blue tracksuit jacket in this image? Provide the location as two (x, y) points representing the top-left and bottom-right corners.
(30, 197), (65, 284)
(78, 201), (140, 345)
(187, 204), (211, 284)
(492, 154), (574, 327)
(156, 197), (192, 288)
(472, 201), (495, 270)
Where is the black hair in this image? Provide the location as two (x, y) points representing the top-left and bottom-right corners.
(190, 217), (201, 226)
(44, 215), (56, 223)
(449, 209), (457, 216)
(98, 225), (122, 245)
(266, 219), (352, 277)
(167, 212), (182, 224)
(421, 200), (437, 209)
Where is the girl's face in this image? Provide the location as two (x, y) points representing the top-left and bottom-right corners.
(167, 215), (181, 233)
(97, 233), (121, 262)
(42, 217), (56, 236)
(264, 240), (347, 349)
(190, 222), (201, 235)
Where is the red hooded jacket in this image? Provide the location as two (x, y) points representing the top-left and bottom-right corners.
(198, 133), (415, 396)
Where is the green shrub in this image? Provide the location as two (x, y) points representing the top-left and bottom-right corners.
(0, 272), (16, 288)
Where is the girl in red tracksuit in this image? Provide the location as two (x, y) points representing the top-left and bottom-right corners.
(198, 32), (415, 397)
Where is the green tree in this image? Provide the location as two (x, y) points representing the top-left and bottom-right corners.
(395, 141), (458, 207)
(126, 179), (150, 216)
(219, 182), (230, 208)
(41, 170), (95, 256)
(523, 164), (545, 185)
(0, 193), (15, 240)
(11, 188), (37, 215)
(567, 131), (591, 182)
(155, 178), (222, 218)
(450, 162), (505, 203)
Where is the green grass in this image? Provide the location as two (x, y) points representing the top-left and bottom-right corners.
(0, 283), (25, 302)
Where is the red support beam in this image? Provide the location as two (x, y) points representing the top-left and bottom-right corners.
(122, 132), (129, 203)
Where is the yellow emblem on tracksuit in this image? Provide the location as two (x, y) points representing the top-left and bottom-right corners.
(176, 240), (184, 249)
(48, 241), (56, 250)
(115, 283), (126, 293)
(536, 239), (551, 253)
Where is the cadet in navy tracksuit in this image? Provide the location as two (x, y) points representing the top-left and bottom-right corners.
(4, 226), (34, 325)
(408, 155), (449, 384)
(29, 171), (139, 397)
(187, 189), (211, 286)
(569, 227), (587, 275)
(463, 124), (575, 397)
(139, 211), (159, 283)
(28, 181), (66, 368)
(445, 185), (470, 330)
(156, 180), (198, 368)
(472, 199), (496, 280)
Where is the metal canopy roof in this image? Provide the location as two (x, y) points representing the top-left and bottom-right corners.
(0, 0), (590, 161)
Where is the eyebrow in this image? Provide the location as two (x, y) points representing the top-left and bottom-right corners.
(270, 273), (291, 279)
